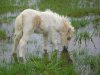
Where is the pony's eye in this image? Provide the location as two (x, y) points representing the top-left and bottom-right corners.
(67, 37), (71, 40)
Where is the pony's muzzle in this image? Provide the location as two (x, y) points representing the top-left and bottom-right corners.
(67, 37), (71, 40)
(63, 46), (68, 50)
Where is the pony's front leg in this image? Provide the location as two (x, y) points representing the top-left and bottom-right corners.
(50, 29), (58, 50)
(43, 33), (48, 51)
(60, 32), (68, 50)
(19, 34), (29, 63)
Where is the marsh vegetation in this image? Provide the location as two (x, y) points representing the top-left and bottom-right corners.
(0, 0), (100, 75)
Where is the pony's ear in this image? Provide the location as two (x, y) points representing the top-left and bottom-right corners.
(72, 27), (75, 33)
(68, 28), (71, 33)
(68, 26), (75, 33)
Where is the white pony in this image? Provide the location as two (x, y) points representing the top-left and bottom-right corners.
(12, 9), (75, 62)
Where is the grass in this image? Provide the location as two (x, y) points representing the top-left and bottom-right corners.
(0, 0), (36, 24)
(74, 31), (96, 48)
(0, 0), (99, 17)
(0, 49), (100, 75)
(0, 51), (78, 75)
(39, 0), (100, 17)
(92, 17), (100, 37)
(71, 19), (89, 30)
(0, 29), (7, 41)
(0, 0), (31, 15)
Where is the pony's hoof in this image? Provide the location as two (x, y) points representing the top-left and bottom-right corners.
(12, 53), (18, 63)
(63, 46), (68, 51)
(68, 59), (73, 64)
(44, 49), (47, 53)
(19, 57), (23, 63)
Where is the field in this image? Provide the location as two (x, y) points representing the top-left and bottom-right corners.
(0, 0), (100, 75)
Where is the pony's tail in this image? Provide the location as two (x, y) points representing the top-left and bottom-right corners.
(14, 14), (23, 36)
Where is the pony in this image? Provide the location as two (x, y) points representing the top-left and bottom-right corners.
(12, 9), (75, 62)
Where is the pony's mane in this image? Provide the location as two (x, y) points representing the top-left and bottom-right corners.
(45, 9), (71, 23)
(44, 9), (65, 20)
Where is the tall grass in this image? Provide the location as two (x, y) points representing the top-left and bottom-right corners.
(74, 31), (96, 48)
(0, 51), (78, 75)
(0, 49), (100, 75)
(71, 19), (89, 30)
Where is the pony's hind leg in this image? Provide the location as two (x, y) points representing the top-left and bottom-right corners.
(12, 32), (23, 63)
(12, 32), (23, 53)
(12, 14), (23, 63)
(18, 33), (30, 63)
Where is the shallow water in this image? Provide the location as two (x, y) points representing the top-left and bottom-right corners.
(0, 15), (100, 63)
(69, 24), (100, 54)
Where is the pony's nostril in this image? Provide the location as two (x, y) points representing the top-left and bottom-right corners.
(67, 37), (71, 40)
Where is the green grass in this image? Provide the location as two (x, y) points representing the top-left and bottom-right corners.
(0, 0), (35, 24)
(0, 29), (7, 41)
(0, 51), (78, 75)
(74, 31), (96, 48)
(0, 49), (100, 75)
(39, 0), (100, 17)
(92, 17), (100, 36)
(71, 19), (89, 30)
(0, 0), (30, 15)
(0, 0), (99, 17)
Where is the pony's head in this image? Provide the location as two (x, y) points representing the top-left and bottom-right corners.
(60, 17), (75, 50)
